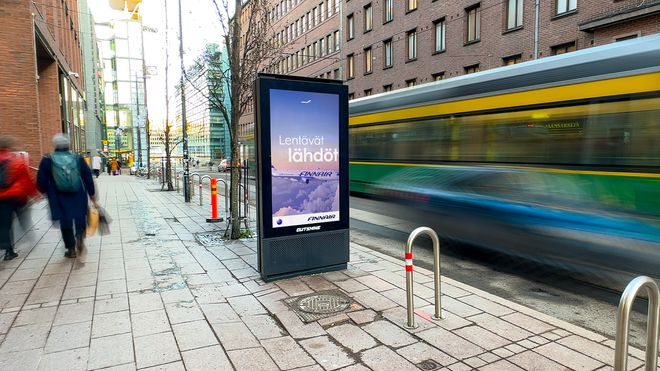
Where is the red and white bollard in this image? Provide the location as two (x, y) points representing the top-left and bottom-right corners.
(206, 178), (223, 222)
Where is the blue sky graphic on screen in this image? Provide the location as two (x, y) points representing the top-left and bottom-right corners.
(270, 89), (340, 228)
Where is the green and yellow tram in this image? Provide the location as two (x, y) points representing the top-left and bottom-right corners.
(348, 35), (660, 279)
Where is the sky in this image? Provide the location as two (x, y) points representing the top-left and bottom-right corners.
(88, 0), (227, 129)
(269, 89), (340, 171)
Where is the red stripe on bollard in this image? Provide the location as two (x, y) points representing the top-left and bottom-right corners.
(405, 252), (413, 272)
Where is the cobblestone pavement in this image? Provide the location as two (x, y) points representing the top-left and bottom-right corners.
(0, 175), (655, 370)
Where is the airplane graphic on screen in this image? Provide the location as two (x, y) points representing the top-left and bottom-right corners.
(272, 166), (339, 184)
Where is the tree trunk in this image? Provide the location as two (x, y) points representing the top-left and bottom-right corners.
(228, 0), (243, 239)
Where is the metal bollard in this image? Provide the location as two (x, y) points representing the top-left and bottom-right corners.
(405, 227), (443, 329)
(614, 276), (659, 371)
(199, 181), (203, 206)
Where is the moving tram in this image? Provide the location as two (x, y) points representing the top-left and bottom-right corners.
(348, 35), (660, 280)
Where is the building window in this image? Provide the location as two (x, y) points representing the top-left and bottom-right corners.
(364, 89), (372, 96)
(334, 69), (340, 79)
(347, 14), (354, 40)
(432, 72), (445, 81)
(313, 7), (318, 25)
(406, 79), (416, 87)
(348, 93), (355, 100)
(384, 0), (393, 23)
(503, 54), (522, 65)
(314, 42), (319, 59)
(320, 38), (325, 56)
(347, 54), (355, 79)
(507, 0), (523, 29)
(551, 41), (576, 55)
(407, 0), (417, 12)
(464, 64), (480, 74)
(320, 2), (326, 21)
(306, 12), (310, 29)
(383, 39), (392, 68)
(407, 30), (417, 60)
(327, 35), (332, 54)
(307, 45), (312, 62)
(364, 4), (373, 32)
(334, 30), (340, 50)
(466, 4), (481, 43)
(556, 0), (576, 15)
(615, 34), (638, 42)
(434, 19), (446, 53)
(364, 47), (373, 74)
(383, 84), (392, 92)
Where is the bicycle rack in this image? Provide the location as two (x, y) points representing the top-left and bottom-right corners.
(405, 227), (443, 329)
(614, 276), (659, 371)
(215, 178), (229, 220)
(199, 175), (212, 206)
(175, 171), (184, 193)
(189, 173), (201, 197)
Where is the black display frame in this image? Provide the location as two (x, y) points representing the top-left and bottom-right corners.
(255, 74), (349, 281)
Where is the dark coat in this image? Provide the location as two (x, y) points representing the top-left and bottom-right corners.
(36, 150), (95, 222)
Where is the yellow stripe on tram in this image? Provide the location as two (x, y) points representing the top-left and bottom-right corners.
(349, 72), (660, 126)
(349, 161), (660, 179)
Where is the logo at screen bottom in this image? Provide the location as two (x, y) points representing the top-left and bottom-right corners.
(296, 225), (321, 233)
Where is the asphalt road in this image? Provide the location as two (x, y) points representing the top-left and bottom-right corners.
(348, 196), (652, 349)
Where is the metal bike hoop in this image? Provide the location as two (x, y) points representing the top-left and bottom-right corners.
(405, 226), (443, 329)
(614, 276), (659, 371)
(199, 175), (213, 206)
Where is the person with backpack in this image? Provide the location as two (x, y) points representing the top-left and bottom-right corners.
(37, 134), (98, 258)
(0, 136), (38, 261)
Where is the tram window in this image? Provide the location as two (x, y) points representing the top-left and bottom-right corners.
(350, 97), (660, 167)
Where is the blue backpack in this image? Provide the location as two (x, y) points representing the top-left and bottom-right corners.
(51, 152), (81, 192)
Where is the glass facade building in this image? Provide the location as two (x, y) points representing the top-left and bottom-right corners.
(95, 16), (147, 166)
(174, 44), (231, 164)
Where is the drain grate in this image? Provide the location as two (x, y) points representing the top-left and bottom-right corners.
(417, 359), (442, 371)
(298, 293), (351, 314)
(285, 290), (360, 323)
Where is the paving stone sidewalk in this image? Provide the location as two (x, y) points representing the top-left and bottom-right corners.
(0, 175), (655, 371)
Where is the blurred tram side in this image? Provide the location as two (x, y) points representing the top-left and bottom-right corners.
(348, 35), (660, 283)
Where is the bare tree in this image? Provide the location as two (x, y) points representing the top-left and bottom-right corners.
(162, 0), (175, 191)
(191, 0), (282, 239)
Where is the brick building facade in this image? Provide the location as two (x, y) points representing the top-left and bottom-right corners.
(238, 0), (343, 150)
(0, 0), (85, 167)
(343, 0), (660, 98)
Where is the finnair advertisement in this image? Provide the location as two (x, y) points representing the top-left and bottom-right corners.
(270, 89), (340, 228)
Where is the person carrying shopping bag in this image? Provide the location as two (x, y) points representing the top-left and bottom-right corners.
(0, 136), (38, 261)
(37, 134), (98, 258)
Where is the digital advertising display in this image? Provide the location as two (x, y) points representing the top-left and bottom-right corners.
(256, 74), (349, 281)
(270, 89), (340, 229)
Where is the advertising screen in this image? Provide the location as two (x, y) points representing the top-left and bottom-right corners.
(269, 89), (340, 229)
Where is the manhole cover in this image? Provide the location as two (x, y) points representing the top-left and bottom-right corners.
(297, 293), (351, 314)
(417, 359), (442, 371)
(285, 290), (360, 323)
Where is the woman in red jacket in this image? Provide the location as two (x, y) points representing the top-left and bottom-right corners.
(0, 136), (37, 260)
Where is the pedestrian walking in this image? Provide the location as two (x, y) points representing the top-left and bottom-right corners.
(92, 154), (102, 178)
(37, 134), (98, 258)
(110, 158), (119, 176)
(0, 136), (38, 261)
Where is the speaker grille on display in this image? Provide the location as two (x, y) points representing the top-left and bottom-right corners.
(262, 230), (350, 277)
